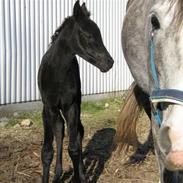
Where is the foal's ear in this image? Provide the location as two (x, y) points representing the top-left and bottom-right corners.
(81, 3), (90, 17)
(73, 0), (83, 19)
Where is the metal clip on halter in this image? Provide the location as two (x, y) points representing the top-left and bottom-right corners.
(151, 31), (154, 39)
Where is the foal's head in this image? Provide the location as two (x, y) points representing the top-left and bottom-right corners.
(70, 0), (114, 72)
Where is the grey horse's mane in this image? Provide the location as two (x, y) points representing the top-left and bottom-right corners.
(169, 0), (183, 28)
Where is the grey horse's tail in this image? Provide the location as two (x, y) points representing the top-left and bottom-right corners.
(114, 82), (143, 152)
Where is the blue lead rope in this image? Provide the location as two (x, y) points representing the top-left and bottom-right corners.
(149, 34), (162, 126)
(153, 110), (162, 126)
(150, 36), (160, 90)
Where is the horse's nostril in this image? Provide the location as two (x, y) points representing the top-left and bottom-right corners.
(160, 126), (183, 154)
(159, 126), (171, 154)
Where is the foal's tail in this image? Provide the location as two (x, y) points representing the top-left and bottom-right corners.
(114, 82), (143, 152)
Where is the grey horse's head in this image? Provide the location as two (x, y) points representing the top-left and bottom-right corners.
(149, 0), (183, 171)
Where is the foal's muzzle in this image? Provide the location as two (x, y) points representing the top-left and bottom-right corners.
(100, 58), (114, 72)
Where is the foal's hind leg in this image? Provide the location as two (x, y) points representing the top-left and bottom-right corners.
(52, 111), (65, 183)
(42, 106), (54, 183)
(65, 103), (85, 183)
(42, 106), (64, 183)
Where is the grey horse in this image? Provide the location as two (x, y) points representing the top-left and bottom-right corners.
(115, 0), (183, 182)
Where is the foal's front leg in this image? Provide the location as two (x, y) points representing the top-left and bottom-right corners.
(65, 103), (85, 183)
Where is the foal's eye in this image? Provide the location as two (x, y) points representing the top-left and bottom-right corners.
(84, 33), (93, 40)
(79, 31), (92, 40)
(87, 35), (92, 40)
(151, 15), (160, 30)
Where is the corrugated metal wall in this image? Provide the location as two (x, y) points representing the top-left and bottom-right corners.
(0, 0), (133, 105)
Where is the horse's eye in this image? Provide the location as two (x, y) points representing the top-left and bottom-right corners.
(79, 31), (92, 40)
(151, 15), (160, 30)
(87, 35), (92, 40)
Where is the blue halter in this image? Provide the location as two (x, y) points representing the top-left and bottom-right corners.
(150, 34), (160, 89)
(149, 32), (183, 127)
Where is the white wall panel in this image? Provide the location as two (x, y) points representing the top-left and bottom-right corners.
(0, 0), (133, 105)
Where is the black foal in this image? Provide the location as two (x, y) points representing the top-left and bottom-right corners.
(38, 1), (114, 183)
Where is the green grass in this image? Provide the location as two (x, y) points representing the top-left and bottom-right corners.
(81, 101), (104, 114)
(81, 96), (124, 128)
(5, 111), (42, 127)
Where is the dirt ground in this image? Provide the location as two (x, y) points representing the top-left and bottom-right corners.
(0, 97), (159, 183)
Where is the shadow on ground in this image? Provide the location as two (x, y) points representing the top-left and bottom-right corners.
(126, 131), (154, 165)
(62, 128), (116, 183)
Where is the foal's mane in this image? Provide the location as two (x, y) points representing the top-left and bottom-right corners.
(51, 17), (74, 44)
(169, 0), (183, 28)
